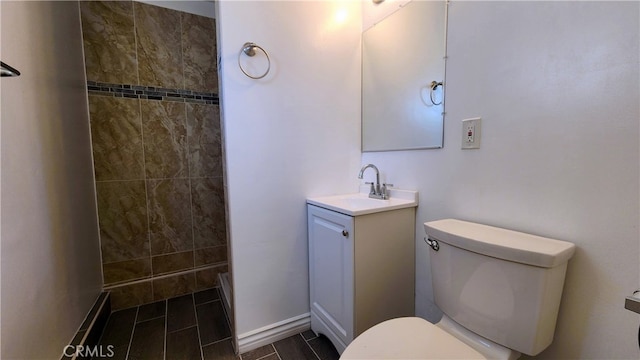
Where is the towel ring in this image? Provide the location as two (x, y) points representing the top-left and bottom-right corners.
(238, 42), (271, 80)
(429, 81), (443, 106)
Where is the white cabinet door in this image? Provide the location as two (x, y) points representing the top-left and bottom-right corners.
(308, 205), (354, 350)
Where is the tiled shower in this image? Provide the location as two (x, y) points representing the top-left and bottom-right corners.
(79, 1), (228, 310)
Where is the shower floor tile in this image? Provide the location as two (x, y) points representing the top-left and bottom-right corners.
(95, 288), (338, 360)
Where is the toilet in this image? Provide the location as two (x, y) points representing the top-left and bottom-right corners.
(341, 219), (575, 359)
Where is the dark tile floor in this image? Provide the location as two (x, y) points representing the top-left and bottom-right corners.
(97, 288), (339, 360)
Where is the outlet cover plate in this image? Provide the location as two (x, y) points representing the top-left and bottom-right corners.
(462, 117), (481, 149)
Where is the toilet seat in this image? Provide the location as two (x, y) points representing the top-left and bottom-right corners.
(340, 317), (486, 360)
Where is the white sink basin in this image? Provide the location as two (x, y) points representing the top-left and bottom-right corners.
(307, 188), (418, 216)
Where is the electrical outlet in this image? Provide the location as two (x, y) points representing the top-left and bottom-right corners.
(461, 117), (481, 149)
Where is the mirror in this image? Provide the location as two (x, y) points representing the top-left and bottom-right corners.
(362, 1), (447, 151)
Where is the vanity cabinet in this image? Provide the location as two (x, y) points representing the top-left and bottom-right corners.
(307, 204), (415, 354)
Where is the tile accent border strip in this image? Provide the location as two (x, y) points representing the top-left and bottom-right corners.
(87, 81), (219, 105)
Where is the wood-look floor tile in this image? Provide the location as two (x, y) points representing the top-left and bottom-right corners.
(196, 300), (230, 346)
(202, 339), (238, 360)
(166, 326), (202, 360)
(128, 317), (165, 360)
(137, 300), (166, 322)
(273, 334), (318, 360)
(167, 294), (196, 332)
(258, 354), (279, 360)
(308, 335), (339, 360)
(301, 330), (317, 341)
(98, 308), (137, 360)
(99, 308), (137, 345)
(194, 288), (219, 305)
(240, 344), (276, 360)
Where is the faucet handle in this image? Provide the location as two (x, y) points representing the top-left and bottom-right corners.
(381, 183), (394, 199)
(365, 182), (376, 195)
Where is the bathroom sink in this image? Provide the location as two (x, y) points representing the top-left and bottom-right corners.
(307, 187), (418, 216)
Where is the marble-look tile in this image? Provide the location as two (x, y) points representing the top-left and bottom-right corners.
(103, 258), (152, 285)
(187, 104), (223, 178)
(80, 1), (138, 84)
(89, 96), (144, 181)
(152, 251), (194, 276)
(181, 12), (217, 93)
(153, 273), (196, 300)
(97, 181), (149, 263)
(135, 2), (183, 88)
(141, 100), (187, 179)
(147, 179), (193, 255)
(195, 264), (228, 291)
(191, 177), (226, 249)
(195, 246), (227, 267)
(110, 281), (153, 310)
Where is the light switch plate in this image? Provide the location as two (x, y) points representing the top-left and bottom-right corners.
(462, 117), (481, 149)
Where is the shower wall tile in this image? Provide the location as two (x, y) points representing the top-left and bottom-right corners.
(82, 1), (227, 293)
(110, 281), (153, 310)
(187, 104), (223, 178)
(195, 264), (228, 291)
(103, 258), (152, 285)
(191, 177), (227, 249)
(181, 13), (218, 93)
(97, 181), (150, 263)
(195, 246), (227, 267)
(135, 2), (183, 88)
(89, 96), (144, 181)
(152, 251), (195, 276)
(153, 273), (196, 300)
(147, 179), (193, 255)
(80, 1), (138, 84)
(141, 100), (188, 179)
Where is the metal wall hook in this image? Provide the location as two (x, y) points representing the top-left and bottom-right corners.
(238, 42), (271, 80)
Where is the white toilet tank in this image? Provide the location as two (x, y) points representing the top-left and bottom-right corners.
(424, 219), (575, 356)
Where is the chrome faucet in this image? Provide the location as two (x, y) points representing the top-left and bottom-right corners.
(358, 164), (391, 200)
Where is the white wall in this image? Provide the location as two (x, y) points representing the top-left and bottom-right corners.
(362, 1), (639, 358)
(361, 0), (410, 30)
(1, 1), (103, 358)
(217, 0), (362, 343)
(135, 0), (215, 18)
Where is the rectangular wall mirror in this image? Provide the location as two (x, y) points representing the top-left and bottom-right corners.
(362, 0), (447, 152)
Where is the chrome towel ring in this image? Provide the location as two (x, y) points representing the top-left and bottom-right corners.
(429, 81), (443, 106)
(238, 42), (271, 80)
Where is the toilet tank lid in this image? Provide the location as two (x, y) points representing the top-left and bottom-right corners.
(424, 219), (576, 268)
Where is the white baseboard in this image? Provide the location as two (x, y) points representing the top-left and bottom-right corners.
(237, 313), (311, 354)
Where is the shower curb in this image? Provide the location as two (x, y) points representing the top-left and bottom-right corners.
(60, 292), (111, 360)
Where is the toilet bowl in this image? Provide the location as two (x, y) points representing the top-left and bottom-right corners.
(340, 315), (518, 360)
(340, 219), (575, 359)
